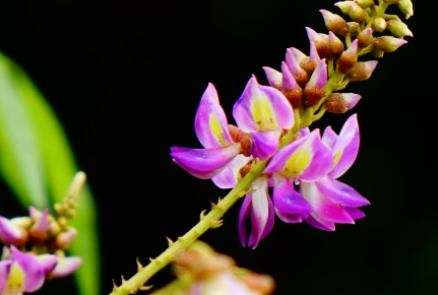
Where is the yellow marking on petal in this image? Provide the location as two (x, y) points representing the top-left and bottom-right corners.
(250, 94), (278, 131)
(332, 150), (343, 169)
(209, 114), (230, 147)
(280, 146), (312, 178)
(5, 262), (25, 294)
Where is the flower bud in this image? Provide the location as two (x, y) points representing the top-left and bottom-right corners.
(285, 48), (310, 87)
(387, 19), (413, 37)
(398, 0), (413, 19)
(29, 209), (49, 243)
(334, 1), (354, 14)
(371, 47), (385, 58)
(349, 2), (368, 23)
(320, 10), (349, 36)
(373, 36), (408, 52)
(228, 125), (252, 157)
(304, 59), (327, 107)
(306, 27), (332, 59)
(357, 27), (374, 48)
(355, 0), (374, 9)
(347, 22), (361, 36)
(324, 92), (361, 113)
(347, 60), (378, 81)
(337, 39), (359, 74)
(0, 217), (29, 247)
(50, 228), (77, 250)
(329, 31), (345, 56)
(372, 17), (387, 32)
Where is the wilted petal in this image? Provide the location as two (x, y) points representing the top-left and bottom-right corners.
(195, 83), (235, 149)
(171, 145), (241, 179)
(212, 155), (252, 189)
(315, 177), (370, 207)
(250, 130), (282, 161)
(329, 113), (360, 178)
(301, 182), (354, 225)
(10, 246), (45, 292)
(233, 75), (294, 133)
(48, 257), (82, 279)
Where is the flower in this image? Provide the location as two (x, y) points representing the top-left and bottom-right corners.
(170, 83), (250, 179)
(0, 246), (57, 295)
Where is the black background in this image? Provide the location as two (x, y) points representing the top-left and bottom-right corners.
(0, 0), (435, 294)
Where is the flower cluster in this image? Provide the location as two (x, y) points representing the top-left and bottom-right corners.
(0, 173), (84, 295)
(171, 0), (413, 248)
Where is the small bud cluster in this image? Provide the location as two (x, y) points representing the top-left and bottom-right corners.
(265, 0), (413, 117)
(0, 172), (85, 294)
(149, 241), (275, 295)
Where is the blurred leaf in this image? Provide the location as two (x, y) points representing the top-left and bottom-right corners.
(0, 52), (100, 295)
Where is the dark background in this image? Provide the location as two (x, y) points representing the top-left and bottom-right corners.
(0, 0), (435, 294)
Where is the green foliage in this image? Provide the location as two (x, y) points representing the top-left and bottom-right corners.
(0, 52), (100, 295)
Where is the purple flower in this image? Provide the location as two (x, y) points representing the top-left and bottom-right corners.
(171, 83), (245, 179)
(301, 113), (370, 230)
(0, 246), (57, 295)
(233, 75), (294, 160)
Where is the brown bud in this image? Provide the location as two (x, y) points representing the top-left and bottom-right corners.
(300, 56), (318, 75)
(304, 84), (326, 107)
(347, 60), (378, 81)
(347, 22), (361, 36)
(320, 10), (349, 36)
(324, 93), (349, 114)
(329, 31), (345, 56)
(337, 40), (359, 73)
(228, 125), (252, 157)
(283, 86), (303, 109)
(357, 28), (374, 48)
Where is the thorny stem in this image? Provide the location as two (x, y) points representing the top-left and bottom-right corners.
(108, 73), (342, 295)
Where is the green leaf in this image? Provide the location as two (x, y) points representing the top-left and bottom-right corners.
(0, 52), (101, 295)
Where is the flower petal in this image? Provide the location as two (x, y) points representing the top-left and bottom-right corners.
(272, 177), (312, 216)
(195, 83), (235, 149)
(48, 257), (82, 279)
(212, 155), (252, 189)
(315, 177), (370, 207)
(0, 260), (14, 291)
(10, 246), (45, 292)
(329, 113), (360, 178)
(171, 145), (240, 179)
(35, 254), (58, 276)
(233, 75), (294, 133)
(301, 182), (354, 225)
(250, 130), (282, 161)
(238, 194), (253, 247)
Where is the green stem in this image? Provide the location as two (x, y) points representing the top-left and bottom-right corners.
(109, 160), (268, 295)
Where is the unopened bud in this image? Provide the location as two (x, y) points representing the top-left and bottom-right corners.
(0, 217), (29, 247)
(374, 36), (408, 52)
(306, 27), (332, 59)
(324, 92), (361, 113)
(347, 60), (378, 81)
(357, 27), (374, 48)
(29, 209), (49, 243)
(349, 2), (368, 23)
(347, 22), (361, 36)
(398, 0), (413, 19)
(383, 0), (399, 4)
(334, 1), (354, 14)
(371, 47), (385, 58)
(320, 10), (349, 36)
(387, 19), (413, 37)
(329, 31), (345, 56)
(372, 17), (387, 32)
(355, 0), (374, 9)
(337, 39), (359, 73)
(52, 228), (77, 250)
